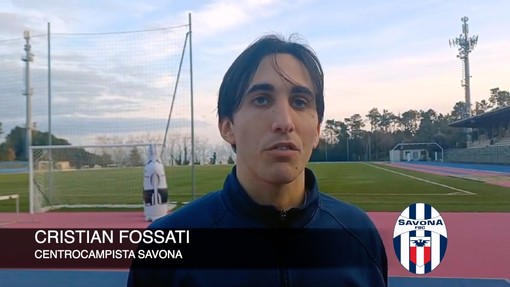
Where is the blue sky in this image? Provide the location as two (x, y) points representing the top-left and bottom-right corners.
(1, 0), (509, 146)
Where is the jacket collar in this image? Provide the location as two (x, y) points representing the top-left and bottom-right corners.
(221, 166), (320, 228)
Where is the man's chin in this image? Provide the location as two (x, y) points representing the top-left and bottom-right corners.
(263, 165), (303, 184)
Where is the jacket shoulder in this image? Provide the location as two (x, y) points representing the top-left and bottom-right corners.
(319, 193), (376, 228)
(148, 191), (226, 228)
(318, 193), (387, 283)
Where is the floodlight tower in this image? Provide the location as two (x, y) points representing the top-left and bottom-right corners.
(22, 30), (34, 160)
(449, 16), (478, 142)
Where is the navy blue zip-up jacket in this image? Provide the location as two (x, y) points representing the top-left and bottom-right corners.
(127, 167), (387, 287)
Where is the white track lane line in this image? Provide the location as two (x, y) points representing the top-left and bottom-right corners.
(363, 163), (476, 195)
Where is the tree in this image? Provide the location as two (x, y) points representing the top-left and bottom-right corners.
(322, 119), (341, 144)
(366, 108), (381, 132)
(164, 133), (180, 166)
(1, 126), (72, 161)
(376, 132), (396, 160)
(214, 142), (236, 165)
(0, 122), (3, 137)
(0, 144), (16, 161)
(5, 126), (26, 159)
(416, 109), (438, 142)
(474, 100), (490, 115)
(432, 113), (458, 149)
(320, 119), (343, 161)
(181, 134), (191, 165)
(400, 110), (420, 136)
(344, 114), (365, 161)
(128, 147), (143, 167)
(344, 114), (365, 139)
(489, 88), (510, 109)
(33, 130), (70, 146)
(379, 109), (395, 132)
(194, 136), (209, 165)
(365, 108), (382, 161)
(450, 101), (466, 121)
(94, 135), (128, 164)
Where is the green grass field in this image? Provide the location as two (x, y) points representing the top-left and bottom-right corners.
(1, 162), (509, 212)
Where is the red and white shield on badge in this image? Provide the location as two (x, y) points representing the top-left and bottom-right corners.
(409, 236), (431, 267)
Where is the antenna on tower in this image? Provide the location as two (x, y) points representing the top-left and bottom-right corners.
(449, 16), (478, 142)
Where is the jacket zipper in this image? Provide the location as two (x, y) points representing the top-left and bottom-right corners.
(280, 210), (288, 286)
(280, 269), (288, 287)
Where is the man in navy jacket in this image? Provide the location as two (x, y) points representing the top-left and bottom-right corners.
(127, 34), (387, 287)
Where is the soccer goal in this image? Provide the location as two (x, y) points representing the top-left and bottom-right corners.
(22, 18), (197, 213)
(389, 142), (444, 163)
(29, 143), (167, 213)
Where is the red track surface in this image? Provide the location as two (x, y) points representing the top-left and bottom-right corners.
(1, 211), (509, 279)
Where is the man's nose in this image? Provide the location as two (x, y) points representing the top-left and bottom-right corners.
(271, 100), (295, 134)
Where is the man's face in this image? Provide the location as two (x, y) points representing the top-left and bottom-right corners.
(220, 53), (320, 185)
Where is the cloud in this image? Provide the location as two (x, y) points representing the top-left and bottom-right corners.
(191, 0), (286, 35)
(0, 12), (30, 37)
(2, 0), (510, 145)
(0, 25), (197, 144)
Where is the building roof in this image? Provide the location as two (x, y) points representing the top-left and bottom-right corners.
(449, 106), (510, 128)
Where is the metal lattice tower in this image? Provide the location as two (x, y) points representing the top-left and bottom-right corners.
(449, 16), (479, 120)
(22, 30), (34, 160)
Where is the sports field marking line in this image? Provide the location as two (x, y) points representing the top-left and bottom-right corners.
(0, 220), (16, 227)
(329, 193), (462, 196)
(363, 163), (476, 195)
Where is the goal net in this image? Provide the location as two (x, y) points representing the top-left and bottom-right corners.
(29, 143), (169, 213)
(5, 22), (196, 213)
(2, 22), (193, 158)
(47, 25), (192, 149)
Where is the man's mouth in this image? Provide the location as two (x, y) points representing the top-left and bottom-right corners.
(268, 142), (298, 151)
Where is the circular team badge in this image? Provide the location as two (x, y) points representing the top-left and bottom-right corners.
(393, 203), (448, 274)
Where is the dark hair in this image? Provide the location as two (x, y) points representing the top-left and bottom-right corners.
(217, 34), (325, 124)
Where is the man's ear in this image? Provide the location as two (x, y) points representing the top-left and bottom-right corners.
(218, 118), (236, 145)
(313, 123), (321, 148)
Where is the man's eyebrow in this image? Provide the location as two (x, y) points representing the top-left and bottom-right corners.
(246, 83), (314, 97)
(291, 86), (314, 97)
(246, 83), (274, 95)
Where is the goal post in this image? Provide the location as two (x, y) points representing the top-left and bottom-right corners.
(389, 142), (444, 163)
(29, 143), (172, 213)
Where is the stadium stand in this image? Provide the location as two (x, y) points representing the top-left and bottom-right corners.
(447, 106), (510, 164)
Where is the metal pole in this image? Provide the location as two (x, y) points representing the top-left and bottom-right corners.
(461, 17), (472, 119)
(48, 23), (52, 147)
(162, 32), (189, 153)
(324, 139), (328, 161)
(23, 30), (33, 161)
(464, 58), (472, 118)
(346, 136), (349, 161)
(464, 56), (472, 142)
(47, 22), (54, 204)
(368, 134), (371, 161)
(462, 18), (472, 142)
(188, 13), (196, 201)
(29, 146), (34, 213)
